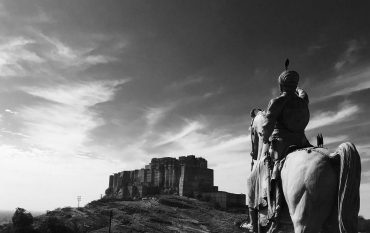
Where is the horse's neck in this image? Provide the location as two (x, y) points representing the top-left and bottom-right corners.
(252, 111), (266, 161)
(257, 136), (264, 161)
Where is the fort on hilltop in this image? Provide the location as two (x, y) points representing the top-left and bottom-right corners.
(105, 155), (245, 208)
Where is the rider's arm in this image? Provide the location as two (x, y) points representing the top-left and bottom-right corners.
(262, 96), (286, 143)
(296, 87), (309, 104)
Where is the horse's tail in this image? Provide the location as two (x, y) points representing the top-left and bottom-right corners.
(335, 142), (361, 233)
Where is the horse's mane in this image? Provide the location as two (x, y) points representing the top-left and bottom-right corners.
(250, 108), (265, 118)
(256, 110), (265, 117)
(250, 108), (266, 137)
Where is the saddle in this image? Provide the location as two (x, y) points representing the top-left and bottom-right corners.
(269, 144), (299, 181)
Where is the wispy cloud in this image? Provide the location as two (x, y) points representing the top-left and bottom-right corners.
(5, 109), (18, 115)
(155, 120), (204, 147)
(0, 129), (29, 138)
(38, 33), (118, 68)
(0, 37), (44, 77)
(311, 65), (370, 103)
(0, 32), (119, 81)
(166, 76), (204, 90)
(334, 39), (365, 71)
(306, 102), (360, 130)
(18, 80), (127, 155)
(144, 104), (175, 128)
(331, 66), (370, 97)
(22, 80), (128, 107)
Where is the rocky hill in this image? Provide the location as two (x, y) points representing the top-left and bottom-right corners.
(0, 195), (248, 233)
(1, 196), (370, 233)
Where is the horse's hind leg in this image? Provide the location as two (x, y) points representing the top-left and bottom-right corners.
(291, 187), (337, 232)
(290, 192), (323, 233)
(289, 182), (337, 233)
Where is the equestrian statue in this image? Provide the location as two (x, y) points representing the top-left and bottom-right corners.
(244, 59), (361, 233)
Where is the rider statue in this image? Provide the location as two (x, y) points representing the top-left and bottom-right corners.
(247, 60), (311, 232)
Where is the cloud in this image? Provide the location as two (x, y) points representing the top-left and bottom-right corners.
(167, 76), (204, 90)
(0, 129), (29, 138)
(330, 66), (370, 97)
(0, 33), (119, 81)
(85, 55), (117, 65)
(0, 37), (44, 77)
(22, 80), (128, 107)
(155, 120), (204, 147)
(334, 39), (365, 71)
(144, 104), (175, 128)
(18, 80), (127, 156)
(5, 109), (17, 115)
(36, 32), (119, 69)
(306, 102), (360, 130)
(311, 65), (370, 103)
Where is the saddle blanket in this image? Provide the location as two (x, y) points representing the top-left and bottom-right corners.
(246, 155), (270, 209)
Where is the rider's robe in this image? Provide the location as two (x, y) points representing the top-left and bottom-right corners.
(262, 88), (311, 160)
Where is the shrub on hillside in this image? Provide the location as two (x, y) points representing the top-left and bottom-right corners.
(11, 208), (37, 233)
(36, 217), (75, 233)
(12, 208), (33, 229)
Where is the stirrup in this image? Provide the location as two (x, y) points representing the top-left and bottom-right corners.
(268, 207), (281, 222)
(241, 222), (256, 233)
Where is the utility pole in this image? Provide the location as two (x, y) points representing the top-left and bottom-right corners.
(77, 196), (82, 208)
(108, 210), (113, 233)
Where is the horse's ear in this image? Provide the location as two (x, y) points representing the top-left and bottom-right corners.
(250, 108), (262, 118)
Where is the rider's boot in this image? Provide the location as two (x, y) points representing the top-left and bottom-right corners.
(268, 182), (282, 233)
(275, 180), (283, 219)
(245, 207), (258, 232)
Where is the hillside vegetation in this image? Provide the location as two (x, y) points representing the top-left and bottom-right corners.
(1, 196), (369, 232)
(0, 195), (248, 233)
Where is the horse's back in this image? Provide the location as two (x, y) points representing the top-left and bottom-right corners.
(281, 149), (338, 233)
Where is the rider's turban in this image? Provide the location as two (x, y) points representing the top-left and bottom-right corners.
(278, 70), (299, 92)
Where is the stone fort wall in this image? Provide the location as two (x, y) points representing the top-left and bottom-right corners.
(105, 155), (217, 199)
(105, 155), (245, 208)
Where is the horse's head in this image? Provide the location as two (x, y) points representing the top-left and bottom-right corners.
(250, 108), (264, 161)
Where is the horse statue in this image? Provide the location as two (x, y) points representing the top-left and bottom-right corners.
(248, 108), (361, 233)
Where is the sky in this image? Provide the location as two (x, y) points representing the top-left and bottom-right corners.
(0, 0), (369, 217)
